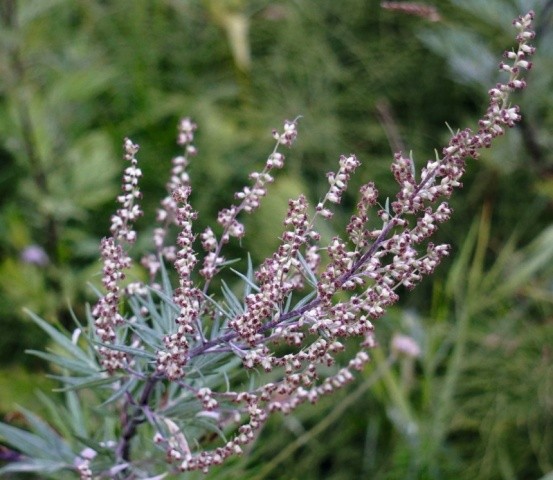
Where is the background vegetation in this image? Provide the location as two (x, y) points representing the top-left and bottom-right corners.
(0, 0), (551, 478)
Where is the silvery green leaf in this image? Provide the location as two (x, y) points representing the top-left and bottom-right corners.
(187, 352), (238, 381)
(296, 250), (318, 286)
(159, 395), (201, 418)
(219, 257), (241, 268)
(156, 255), (172, 297)
(209, 311), (223, 338)
(284, 292), (293, 313)
(66, 389), (87, 438)
(134, 294), (171, 335)
(0, 459), (70, 475)
(246, 253), (257, 296)
(149, 285), (180, 333)
(0, 422), (66, 461)
(49, 374), (122, 392)
(126, 318), (164, 350)
(201, 291), (231, 320)
(229, 266), (261, 293)
(221, 280), (245, 316)
(17, 407), (74, 462)
(93, 341), (157, 360)
(192, 414), (225, 438)
(25, 350), (98, 375)
(35, 390), (74, 441)
(24, 309), (95, 366)
(98, 376), (138, 407)
(230, 254), (260, 296)
(291, 290), (316, 312)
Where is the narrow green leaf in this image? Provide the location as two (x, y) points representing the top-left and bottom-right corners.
(245, 253), (255, 297)
(219, 257), (241, 268)
(201, 291), (232, 320)
(296, 250), (318, 286)
(291, 290), (317, 313)
(24, 309), (95, 366)
(127, 317), (164, 348)
(0, 422), (57, 459)
(93, 341), (156, 360)
(284, 292), (293, 313)
(35, 390), (74, 442)
(221, 280), (244, 316)
(158, 255), (175, 300)
(25, 350), (97, 375)
(18, 407), (74, 461)
(230, 267), (260, 294)
(48, 374), (122, 392)
(66, 389), (87, 439)
(0, 459), (70, 475)
(98, 377), (137, 407)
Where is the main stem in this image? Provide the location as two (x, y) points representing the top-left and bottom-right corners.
(115, 375), (161, 467)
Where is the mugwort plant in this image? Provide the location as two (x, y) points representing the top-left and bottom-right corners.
(0, 10), (537, 479)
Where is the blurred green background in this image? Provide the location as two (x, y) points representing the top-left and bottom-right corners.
(0, 0), (552, 478)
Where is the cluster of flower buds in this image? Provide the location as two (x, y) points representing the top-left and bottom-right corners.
(110, 138), (143, 243)
(272, 119), (298, 146)
(92, 139), (142, 373)
(90, 11), (536, 475)
(156, 185), (203, 381)
(199, 119), (299, 281)
(316, 154), (361, 219)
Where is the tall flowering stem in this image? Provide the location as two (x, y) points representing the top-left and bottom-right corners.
(141, 117), (198, 282)
(155, 185), (202, 381)
(200, 118), (298, 284)
(83, 11), (536, 477)
(92, 138), (142, 374)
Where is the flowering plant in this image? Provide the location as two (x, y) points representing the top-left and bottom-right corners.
(0, 11), (537, 479)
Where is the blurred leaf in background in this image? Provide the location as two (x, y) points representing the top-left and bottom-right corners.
(0, 0), (120, 370)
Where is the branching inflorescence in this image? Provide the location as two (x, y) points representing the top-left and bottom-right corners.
(82, 11), (540, 477)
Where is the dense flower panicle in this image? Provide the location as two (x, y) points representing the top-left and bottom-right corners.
(86, 12), (536, 475)
(390, 17), (536, 218)
(156, 185), (203, 380)
(92, 237), (132, 373)
(92, 139), (144, 373)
